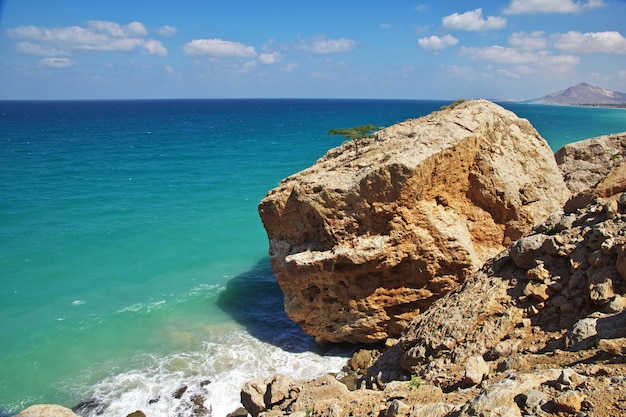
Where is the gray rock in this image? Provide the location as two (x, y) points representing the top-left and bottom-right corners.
(511, 234), (548, 269)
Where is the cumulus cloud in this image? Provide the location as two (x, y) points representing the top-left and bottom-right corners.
(38, 57), (74, 68)
(157, 25), (177, 37)
(508, 31), (547, 50)
(295, 36), (357, 54)
(504, 0), (604, 14)
(460, 46), (539, 63)
(182, 38), (257, 57)
(554, 31), (626, 54)
(7, 20), (167, 56)
(418, 35), (459, 51)
(442, 8), (506, 31)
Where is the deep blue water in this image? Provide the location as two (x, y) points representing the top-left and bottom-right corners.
(1, 99), (625, 416)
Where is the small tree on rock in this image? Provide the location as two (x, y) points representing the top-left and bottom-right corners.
(328, 124), (382, 158)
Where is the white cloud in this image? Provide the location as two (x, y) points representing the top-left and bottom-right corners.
(418, 35), (459, 51)
(460, 46), (539, 63)
(157, 25), (177, 37)
(182, 39), (257, 57)
(16, 41), (68, 57)
(442, 8), (506, 31)
(7, 20), (167, 56)
(460, 45), (580, 73)
(258, 51), (281, 65)
(554, 31), (626, 54)
(38, 57), (74, 68)
(508, 31), (546, 50)
(504, 0), (604, 14)
(537, 52), (580, 72)
(295, 36), (357, 54)
(143, 39), (168, 56)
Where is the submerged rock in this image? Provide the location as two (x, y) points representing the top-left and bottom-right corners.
(258, 99), (569, 343)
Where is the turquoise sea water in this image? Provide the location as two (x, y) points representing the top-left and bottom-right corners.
(1, 99), (625, 416)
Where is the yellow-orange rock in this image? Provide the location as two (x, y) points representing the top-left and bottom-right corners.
(258, 100), (570, 343)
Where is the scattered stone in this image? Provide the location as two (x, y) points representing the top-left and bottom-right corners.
(554, 390), (586, 413)
(511, 234), (549, 270)
(566, 318), (598, 351)
(172, 385), (188, 399)
(517, 389), (547, 415)
(523, 281), (551, 302)
(527, 263), (551, 281)
(598, 338), (626, 356)
(464, 355), (490, 386)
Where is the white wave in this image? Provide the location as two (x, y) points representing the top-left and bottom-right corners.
(116, 300), (166, 314)
(78, 329), (349, 417)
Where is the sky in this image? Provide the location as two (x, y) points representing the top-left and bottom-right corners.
(0, 0), (625, 100)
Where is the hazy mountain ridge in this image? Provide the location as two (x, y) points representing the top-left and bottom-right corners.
(528, 82), (626, 106)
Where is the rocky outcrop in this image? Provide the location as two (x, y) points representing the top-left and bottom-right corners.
(242, 133), (626, 417)
(556, 132), (626, 211)
(258, 99), (570, 343)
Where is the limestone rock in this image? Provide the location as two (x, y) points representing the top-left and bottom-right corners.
(556, 132), (626, 211)
(258, 100), (569, 343)
(556, 132), (626, 195)
(16, 405), (80, 417)
(464, 355), (490, 386)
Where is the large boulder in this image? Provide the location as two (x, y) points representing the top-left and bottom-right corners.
(258, 100), (570, 343)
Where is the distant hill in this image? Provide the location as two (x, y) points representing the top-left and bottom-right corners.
(527, 82), (626, 106)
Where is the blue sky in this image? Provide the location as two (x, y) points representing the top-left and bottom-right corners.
(1, 0), (625, 100)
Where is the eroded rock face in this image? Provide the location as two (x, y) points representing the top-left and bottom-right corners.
(258, 100), (570, 343)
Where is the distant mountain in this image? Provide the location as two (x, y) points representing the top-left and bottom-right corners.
(527, 82), (626, 106)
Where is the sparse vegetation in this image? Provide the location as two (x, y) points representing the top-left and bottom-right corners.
(409, 375), (423, 390)
(328, 124), (382, 158)
(440, 98), (467, 111)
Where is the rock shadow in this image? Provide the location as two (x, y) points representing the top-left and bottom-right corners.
(216, 257), (351, 356)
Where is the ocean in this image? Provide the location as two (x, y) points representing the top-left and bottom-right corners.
(1, 99), (625, 417)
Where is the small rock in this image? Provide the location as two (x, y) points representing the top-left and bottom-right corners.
(511, 234), (548, 269)
(266, 374), (295, 406)
(173, 385), (188, 399)
(527, 263), (551, 281)
(517, 389), (547, 415)
(488, 339), (522, 360)
(604, 294), (626, 313)
(557, 214), (576, 231)
(386, 399), (409, 417)
(126, 412), (146, 417)
(464, 355), (490, 386)
(559, 368), (587, 387)
(226, 407), (249, 417)
(351, 349), (378, 373)
(554, 390), (585, 414)
(565, 317), (598, 351)
(523, 281), (551, 302)
(598, 337), (626, 356)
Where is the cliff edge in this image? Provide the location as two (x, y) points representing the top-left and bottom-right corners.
(258, 99), (570, 344)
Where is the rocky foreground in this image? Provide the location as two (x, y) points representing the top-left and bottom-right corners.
(241, 104), (626, 416)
